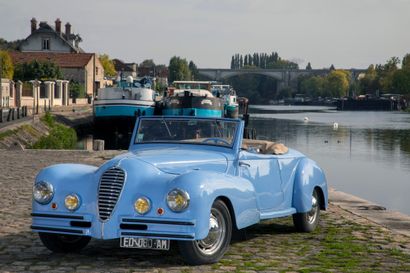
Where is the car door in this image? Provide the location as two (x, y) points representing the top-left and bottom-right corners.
(238, 150), (284, 212)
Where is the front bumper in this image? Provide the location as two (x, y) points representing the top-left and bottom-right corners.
(31, 213), (197, 241)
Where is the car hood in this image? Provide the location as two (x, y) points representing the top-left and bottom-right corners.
(122, 147), (229, 175)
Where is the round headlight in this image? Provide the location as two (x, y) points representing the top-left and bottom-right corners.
(134, 197), (151, 215)
(167, 189), (190, 212)
(64, 194), (80, 211)
(33, 181), (54, 204)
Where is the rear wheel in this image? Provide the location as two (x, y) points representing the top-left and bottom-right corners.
(293, 189), (320, 232)
(178, 199), (232, 265)
(38, 233), (91, 253)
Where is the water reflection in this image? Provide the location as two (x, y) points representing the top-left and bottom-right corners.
(248, 108), (410, 215)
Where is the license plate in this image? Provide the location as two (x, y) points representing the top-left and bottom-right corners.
(120, 237), (170, 250)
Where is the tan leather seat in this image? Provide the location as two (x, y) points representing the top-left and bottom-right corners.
(242, 139), (288, 155)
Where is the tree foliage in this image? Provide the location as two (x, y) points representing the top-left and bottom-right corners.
(298, 70), (350, 98)
(358, 54), (410, 96)
(188, 60), (199, 80)
(14, 60), (62, 81)
(168, 56), (191, 83)
(140, 59), (156, 67)
(324, 70), (350, 97)
(0, 50), (14, 79)
(99, 54), (115, 77)
(230, 52), (298, 70)
(0, 38), (23, 51)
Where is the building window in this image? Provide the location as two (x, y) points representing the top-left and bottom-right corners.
(96, 67), (99, 76)
(42, 38), (50, 50)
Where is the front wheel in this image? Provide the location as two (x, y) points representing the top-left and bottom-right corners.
(293, 189), (321, 232)
(38, 233), (91, 253)
(178, 200), (232, 265)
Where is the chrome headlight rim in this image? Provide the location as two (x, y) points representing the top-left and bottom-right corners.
(64, 193), (81, 211)
(134, 196), (151, 215)
(33, 181), (54, 205)
(166, 188), (190, 212)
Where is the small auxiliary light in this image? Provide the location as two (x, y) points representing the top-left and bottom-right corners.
(157, 208), (164, 215)
(51, 203), (57, 209)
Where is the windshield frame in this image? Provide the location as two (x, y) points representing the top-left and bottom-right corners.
(130, 116), (242, 150)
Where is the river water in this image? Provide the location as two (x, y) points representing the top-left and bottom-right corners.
(248, 105), (410, 215)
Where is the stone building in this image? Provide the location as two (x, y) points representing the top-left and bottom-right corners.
(10, 51), (104, 97)
(19, 18), (83, 53)
(113, 59), (137, 78)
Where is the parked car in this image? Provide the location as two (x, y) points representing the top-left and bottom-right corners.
(32, 116), (328, 265)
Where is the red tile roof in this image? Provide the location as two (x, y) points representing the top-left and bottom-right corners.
(9, 52), (94, 68)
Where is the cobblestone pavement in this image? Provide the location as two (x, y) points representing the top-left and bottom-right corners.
(0, 150), (409, 273)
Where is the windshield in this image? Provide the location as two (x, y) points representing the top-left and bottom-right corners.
(135, 118), (238, 147)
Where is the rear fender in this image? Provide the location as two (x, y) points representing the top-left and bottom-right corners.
(292, 158), (328, 213)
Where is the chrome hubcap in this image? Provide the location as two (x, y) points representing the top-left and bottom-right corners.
(307, 193), (319, 224)
(196, 208), (226, 255)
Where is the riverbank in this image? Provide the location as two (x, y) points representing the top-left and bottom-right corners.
(0, 149), (408, 272)
(0, 105), (92, 150)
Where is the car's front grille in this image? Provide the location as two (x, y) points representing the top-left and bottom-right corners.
(98, 167), (125, 221)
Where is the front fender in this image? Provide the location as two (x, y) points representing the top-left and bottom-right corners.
(292, 158), (328, 213)
(34, 163), (98, 213)
(168, 170), (259, 239)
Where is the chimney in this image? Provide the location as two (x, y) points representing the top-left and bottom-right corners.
(55, 18), (61, 33)
(31, 17), (37, 33)
(65, 22), (71, 38)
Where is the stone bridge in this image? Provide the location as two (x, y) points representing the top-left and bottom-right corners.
(197, 68), (366, 90)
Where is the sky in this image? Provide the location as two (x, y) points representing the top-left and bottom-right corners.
(1, 0), (410, 69)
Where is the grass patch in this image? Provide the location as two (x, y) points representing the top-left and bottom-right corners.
(0, 129), (16, 140)
(30, 112), (77, 149)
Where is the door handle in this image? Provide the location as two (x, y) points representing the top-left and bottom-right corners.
(239, 161), (250, 168)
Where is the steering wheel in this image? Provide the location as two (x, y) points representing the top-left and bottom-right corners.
(202, 138), (230, 146)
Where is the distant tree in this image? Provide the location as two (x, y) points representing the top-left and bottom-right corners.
(69, 81), (86, 98)
(402, 53), (410, 70)
(230, 56), (235, 69)
(323, 70), (350, 97)
(14, 60), (62, 81)
(140, 59), (156, 67)
(377, 57), (400, 92)
(300, 76), (324, 97)
(0, 50), (14, 79)
(239, 55), (243, 68)
(359, 64), (379, 94)
(168, 56), (191, 83)
(306, 62), (312, 70)
(277, 87), (293, 99)
(329, 64), (335, 71)
(188, 60), (199, 80)
(391, 69), (410, 95)
(98, 54), (116, 77)
(0, 38), (23, 51)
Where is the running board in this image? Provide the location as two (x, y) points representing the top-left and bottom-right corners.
(260, 208), (297, 220)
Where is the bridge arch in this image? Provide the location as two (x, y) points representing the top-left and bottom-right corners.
(197, 69), (284, 82)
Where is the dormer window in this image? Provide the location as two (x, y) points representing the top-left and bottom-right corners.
(42, 38), (50, 50)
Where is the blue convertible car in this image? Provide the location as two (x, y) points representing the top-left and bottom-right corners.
(32, 116), (328, 265)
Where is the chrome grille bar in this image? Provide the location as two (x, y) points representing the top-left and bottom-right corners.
(98, 167), (125, 221)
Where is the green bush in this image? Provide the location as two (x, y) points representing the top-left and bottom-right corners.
(31, 112), (77, 149)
